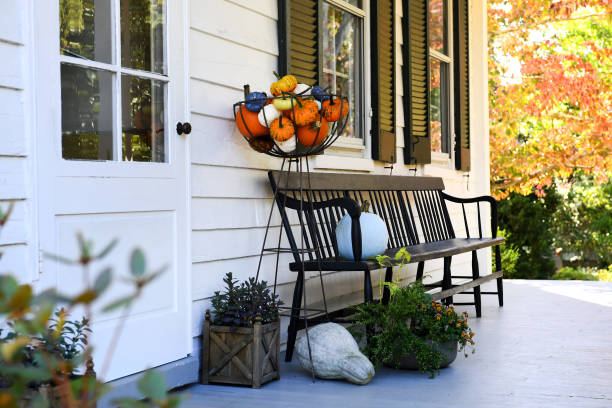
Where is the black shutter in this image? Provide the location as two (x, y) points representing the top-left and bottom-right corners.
(402, 0), (431, 165)
(278, 0), (321, 85)
(371, 0), (396, 163)
(454, 0), (470, 171)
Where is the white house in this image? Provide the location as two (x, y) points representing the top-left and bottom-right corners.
(0, 0), (491, 400)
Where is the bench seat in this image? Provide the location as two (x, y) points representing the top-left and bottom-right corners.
(289, 237), (505, 272)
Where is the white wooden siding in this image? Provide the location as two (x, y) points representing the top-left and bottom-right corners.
(0, 1), (35, 282)
(188, 0), (492, 344)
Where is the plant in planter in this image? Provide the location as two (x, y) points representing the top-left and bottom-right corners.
(353, 281), (475, 378)
(202, 273), (282, 388)
(351, 247), (475, 378)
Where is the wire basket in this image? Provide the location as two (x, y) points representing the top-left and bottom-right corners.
(233, 84), (349, 158)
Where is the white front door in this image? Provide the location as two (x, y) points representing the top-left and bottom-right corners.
(35, 0), (190, 381)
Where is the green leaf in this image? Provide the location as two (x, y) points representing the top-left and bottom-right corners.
(8, 285), (33, 311)
(130, 249), (146, 277)
(137, 370), (167, 401)
(96, 238), (118, 260)
(94, 268), (113, 295)
(102, 294), (137, 312)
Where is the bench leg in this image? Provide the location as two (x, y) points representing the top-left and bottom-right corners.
(416, 261), (425, 281)
(284, 271), (304, 362)
(496, 277), (504, 307)
(363, 269), (373, 303)
(382, 267), (393, 305)
(443, 257), (453, 306)
(471, 251), (482, 318)
(495, 246), (504, 307)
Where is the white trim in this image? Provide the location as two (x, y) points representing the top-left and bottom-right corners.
(430, 49), (452, 64)
(324, 0), (366, 17)
(59, 56), (170, 82)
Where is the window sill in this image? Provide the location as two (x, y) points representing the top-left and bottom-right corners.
(430, 151), (452, 166)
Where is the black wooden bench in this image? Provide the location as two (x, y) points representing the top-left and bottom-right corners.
(268, 171), (504, 362)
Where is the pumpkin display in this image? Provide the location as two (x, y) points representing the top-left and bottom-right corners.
(270, 73), (297, 96)
(285, 99), (319, 126)
(293, 83), (311, 96)
(311, 85), (330, 102)
(322, 98), (349, 122)
(335, 201), (388, 261)
(248, 136), (274, 153)
(258, 104), (281, 127)
(275, 135), (297, 153)
(245, 92), (267, 112)
(236, 105), (269, 139)
(297, 118), (328, 147)
(270, 116), (295, 142)
(273, 95), (298, 111)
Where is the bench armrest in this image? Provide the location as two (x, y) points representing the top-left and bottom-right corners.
(440, 193), (500, 239)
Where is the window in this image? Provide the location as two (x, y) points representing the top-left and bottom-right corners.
(59, 0), (168, 162)
(429, 0), (452, 155)
(321, 1), (364, 140)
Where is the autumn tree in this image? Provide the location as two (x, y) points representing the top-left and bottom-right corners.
(488, 0), (612, 197)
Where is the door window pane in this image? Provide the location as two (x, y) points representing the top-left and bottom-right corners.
(122, 75), (166, 162)
(321, 3), (361, 139)
(61, 64), (114, 160)
(121, 0), (166, 74)
(429, 0), (448, 54)
(430, 58), (450, 153)
(59, 0), (113, 63)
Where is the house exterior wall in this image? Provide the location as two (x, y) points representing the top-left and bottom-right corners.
(0, 0), (37, 283)
(188, 0), (491, 346)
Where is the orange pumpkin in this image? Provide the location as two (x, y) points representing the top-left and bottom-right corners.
(322, 98), (349, 122)
(285, 99), (319, 126)
(248, 136), (274, 153)
(270, 116), (295, 142)
(297, 118), (329, 147)
(236, 105), (269, 139)
(270, 74), (298, 96)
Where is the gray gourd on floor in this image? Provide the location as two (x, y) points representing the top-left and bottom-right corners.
(295, 323), (375, 385)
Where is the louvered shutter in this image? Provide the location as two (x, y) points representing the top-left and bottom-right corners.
(454, 0), (470, 171)
(278, 0), (321, 85)
(371, 0), (396, 163)
(402, 0), (431, 165)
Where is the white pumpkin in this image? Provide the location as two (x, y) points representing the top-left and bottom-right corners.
(335, 211), (388, 260)
(275, 135), (297, 153)
(293, 83), (311, 96)
(258, 104), (281, 127)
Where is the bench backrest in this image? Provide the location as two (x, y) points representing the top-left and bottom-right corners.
(269, 171), (456, 263)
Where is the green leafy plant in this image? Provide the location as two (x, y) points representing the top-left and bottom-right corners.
(211, 273), (282, 327)
(353, 248), (474, 378)
(0, 203), (183, 407)
(352, 281), (475, 378)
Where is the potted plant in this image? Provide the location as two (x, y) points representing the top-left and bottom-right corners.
(201, 273), (282, 388)
(0, 309), (96, 406)
(352, 250), (475, 378)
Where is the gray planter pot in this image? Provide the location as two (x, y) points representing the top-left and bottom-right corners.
(387, 340), (458, 370)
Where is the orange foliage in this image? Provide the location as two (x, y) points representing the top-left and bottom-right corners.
(489, 1), (612, 197)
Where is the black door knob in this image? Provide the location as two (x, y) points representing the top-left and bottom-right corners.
(176, 122), (192, 135)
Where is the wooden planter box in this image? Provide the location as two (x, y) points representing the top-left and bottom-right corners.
(201, 310), (280, 388)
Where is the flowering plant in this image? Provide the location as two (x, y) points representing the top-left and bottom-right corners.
(352, 281), (475, 378)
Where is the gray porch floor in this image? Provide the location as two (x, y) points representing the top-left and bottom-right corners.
(181, 280), (612, 407)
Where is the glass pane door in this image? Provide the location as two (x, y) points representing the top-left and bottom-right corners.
(59, 0), (168, 163)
